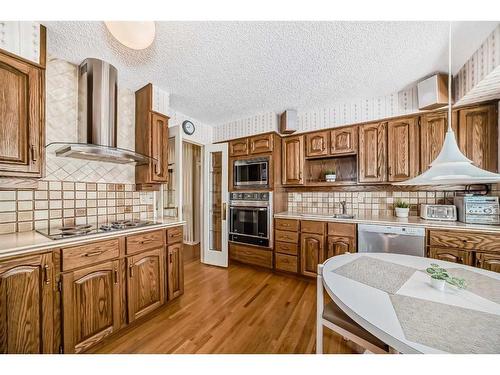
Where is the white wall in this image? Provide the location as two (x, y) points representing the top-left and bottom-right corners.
(169, 110), (213, 145)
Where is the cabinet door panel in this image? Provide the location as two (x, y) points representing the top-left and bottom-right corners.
(229, 139), (249, 157)
(0, 253), (53, 354)
(282, 135), (304, 185)
(420, 112), (457, 172)
(358, 122), (387, 182)
(300, 233), (324, 277)
(387, 117), (419, 182)
(476, 252), (500, 273)
(326, 236), (355, 259)
(428, 247), (471, 265)
(331, 126), (358, 155)
(458, 104), (498, 172)
(62, 260), (120, 353)
(0, 52), (44, 177)
(249, 134), (273, 154)
(306, 131), (329, 157)
(127, 248), (165, 322)
(151, 113), (169, 182)
(167, 243), (184, 300)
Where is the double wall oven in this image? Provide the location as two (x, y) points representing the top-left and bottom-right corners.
(229, 192), (272, 247)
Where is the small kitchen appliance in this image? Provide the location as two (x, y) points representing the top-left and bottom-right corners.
(454, 195), (500, 225)
(420, 204), (457, 221)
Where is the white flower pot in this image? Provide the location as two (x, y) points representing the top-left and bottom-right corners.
(431, 277), (446, 291)
(395, 207), (409, 218)
(325, 174), (336, 182)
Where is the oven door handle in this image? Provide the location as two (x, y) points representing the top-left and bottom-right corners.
(229, 206), (268, 211)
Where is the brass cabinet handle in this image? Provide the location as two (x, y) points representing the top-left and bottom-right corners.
(129, 264), (134, 278)
(222, 203), (227, 221)
(169, 253), (173, 264)
(388, 166), (392, 176)
(43, 265), (50, 285)
(30, 144), (37, 162)
(114, 268), (119, 284)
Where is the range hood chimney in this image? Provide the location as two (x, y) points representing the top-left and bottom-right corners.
(55, 58), (150, 164)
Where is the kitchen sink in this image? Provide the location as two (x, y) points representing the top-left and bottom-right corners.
(332, 214), (355, 219)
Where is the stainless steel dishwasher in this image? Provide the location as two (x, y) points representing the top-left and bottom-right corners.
(357, 224), (426, 257)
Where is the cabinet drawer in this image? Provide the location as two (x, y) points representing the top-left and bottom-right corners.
(429, 230), (499, 252)
(275, 253), (298, 273)
(327, 222), (356, 237)
(275, 218), (300, 232)
(275, 241), (298, 255)
(166, 226), (183, 244)
(301, 220), (326, 235)
(275, 230), (299, 243)
(62, 239), (119, 271)
(126, 230), (164, 255)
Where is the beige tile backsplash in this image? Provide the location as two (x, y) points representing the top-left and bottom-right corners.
(287, 187), (500, 217)
(0, 181), (155, 234)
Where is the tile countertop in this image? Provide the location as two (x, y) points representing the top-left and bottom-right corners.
(0, 217), (186, 260)
(274, 212), (500, 233)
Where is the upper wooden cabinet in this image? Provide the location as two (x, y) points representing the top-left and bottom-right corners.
(249, 133), (274, 154)
(135, 84), (169, 188)
(0, 253), (53, 354)
(387, 117), (420, 182)
(331, 126), (358, 155)
(229, 138), (249, 157)
(420, 111), (457, 172)
(62, 259), (121, 354)
(282, 135), (304, 185)
(358, 122), (387, 183)
(458, 104), (498, 173)
(0, 50), (45, 178)
(306, 131), (329, 157)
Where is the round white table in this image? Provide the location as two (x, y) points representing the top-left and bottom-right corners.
(322, 253), (500, 354)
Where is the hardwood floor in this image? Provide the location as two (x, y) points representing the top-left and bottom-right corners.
(89, 256), (359, 354)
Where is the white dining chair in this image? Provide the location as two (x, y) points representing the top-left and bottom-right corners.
(316, 263), (389, 354)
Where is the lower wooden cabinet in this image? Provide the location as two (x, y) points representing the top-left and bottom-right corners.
(0, 253), (53, 354)
(428, 247), (471, 265)
(167, 242), (184, 300)
(326, 236), (356, 258)
(62, 259), (121, 354)
(475, 252), (500, 273)
(300, 233), (325, 277)
(127, 248), (165, 323)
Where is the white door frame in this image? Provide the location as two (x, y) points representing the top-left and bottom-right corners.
(202, 143), (228, 267)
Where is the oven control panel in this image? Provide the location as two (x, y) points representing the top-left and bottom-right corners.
(230, 192), (269, 201)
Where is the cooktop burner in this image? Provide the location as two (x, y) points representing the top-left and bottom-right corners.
(37, 220), (155, 240)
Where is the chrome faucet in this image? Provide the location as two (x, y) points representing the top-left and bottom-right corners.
(340, 200), (347, 215)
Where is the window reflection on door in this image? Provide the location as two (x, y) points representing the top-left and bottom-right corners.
(210, 152), (222, 252)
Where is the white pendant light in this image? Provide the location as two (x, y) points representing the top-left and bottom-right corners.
(394, 22), (500, 186)
(104, 21), (155, 50)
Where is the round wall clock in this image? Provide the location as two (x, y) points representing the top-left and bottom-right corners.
(182, 120), (195, 135)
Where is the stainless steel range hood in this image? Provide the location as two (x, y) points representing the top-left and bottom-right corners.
(53, 58), (150, 165)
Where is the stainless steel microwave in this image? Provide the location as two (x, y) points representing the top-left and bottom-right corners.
(233, 157), (269, 187)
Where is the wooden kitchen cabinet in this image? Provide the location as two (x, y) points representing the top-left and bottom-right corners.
(282, 135), (304, 185)
(358, 122), (387, 182)
(387, 117), (419, 182)
(249, 133), (273, 154)
(0, 50), (45, 179)
(135, 84), (169, 189)
(127, 247), (165, 322)
(167, 242), (184, 300)
(0, 253), (53, 354)
(326, 236), (356, 258)
(475, 252), (500, 273)
(300, 233), (325, 277)
(330, 126), (358, 155)
(306, 131), (329, 157)
(62, 259), (121, 354)
(428, 247), (471, 265)
(420, 111), (457, 172)
(458, 103), (498, 172)
(229, 138), (249, 157)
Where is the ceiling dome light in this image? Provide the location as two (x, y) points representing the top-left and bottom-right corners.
(104, 21), (155, 50)
(394, 22), (500, 186)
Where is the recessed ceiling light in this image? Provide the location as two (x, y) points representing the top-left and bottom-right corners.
(104, 21), (156, 50)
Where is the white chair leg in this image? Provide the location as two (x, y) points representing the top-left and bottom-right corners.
(316, 264), (324, 354)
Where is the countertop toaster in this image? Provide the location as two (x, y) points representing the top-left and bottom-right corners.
(454, 195), (500, 225)
(420, 204), (457, 221)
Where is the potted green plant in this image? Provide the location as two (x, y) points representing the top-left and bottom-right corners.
(324, 169), (336, 182)
(394, 199), (410, 218)
(426, 263), (467, 291)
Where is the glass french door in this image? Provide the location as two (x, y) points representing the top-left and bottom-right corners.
(202, 143), (228, 267)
